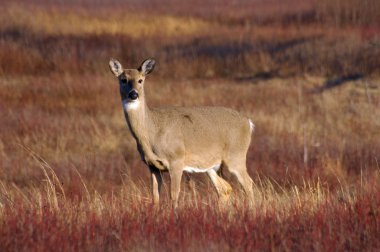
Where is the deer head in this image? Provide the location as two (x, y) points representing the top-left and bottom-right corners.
(109, 58), (155, 111)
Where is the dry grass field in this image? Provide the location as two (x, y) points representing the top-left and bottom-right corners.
(1, 0), (380, 251)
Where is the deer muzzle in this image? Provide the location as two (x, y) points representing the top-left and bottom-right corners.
(128, 90), (139, 100)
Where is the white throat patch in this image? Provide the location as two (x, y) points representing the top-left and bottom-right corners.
(122, 99), (140, 111)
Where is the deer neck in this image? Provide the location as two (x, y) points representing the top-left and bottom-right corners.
(122, 98), (155, 146)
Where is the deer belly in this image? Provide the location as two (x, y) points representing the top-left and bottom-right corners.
(183, 164), (221, 173)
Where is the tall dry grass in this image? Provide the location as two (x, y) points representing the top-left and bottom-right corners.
(1, 153), (379, 250)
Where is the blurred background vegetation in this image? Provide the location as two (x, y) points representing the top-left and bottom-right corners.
(1, 0), (380, 78)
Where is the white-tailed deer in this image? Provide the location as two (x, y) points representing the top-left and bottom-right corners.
(109, 58), (255, 208)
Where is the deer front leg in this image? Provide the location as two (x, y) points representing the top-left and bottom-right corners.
(149, 166), (162, 205)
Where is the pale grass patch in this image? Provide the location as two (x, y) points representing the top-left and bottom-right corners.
(0, 139), (5, 159)
(1, 4), (214, 38)
(321, 155), (348, 180)
(90, 118), (124, 153)
(248, 177), (329, 221)
(13, 114), (131, 162)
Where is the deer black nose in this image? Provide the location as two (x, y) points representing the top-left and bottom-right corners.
(128, 90), (139, 100)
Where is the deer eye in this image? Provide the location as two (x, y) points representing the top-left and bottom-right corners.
(138, 79), (143, 84)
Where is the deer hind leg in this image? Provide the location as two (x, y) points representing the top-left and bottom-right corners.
(224, 159), (254, 200)
(234, 169), (254, 199)
(207, 169), (232, 203)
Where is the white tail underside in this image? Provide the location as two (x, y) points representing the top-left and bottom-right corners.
(249, 119), (255, 132)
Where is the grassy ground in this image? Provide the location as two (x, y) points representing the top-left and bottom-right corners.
(1, 0), (380, 251)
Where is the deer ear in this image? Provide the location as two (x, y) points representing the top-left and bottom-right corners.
(109, 59), (124, 77)
(139, 59), (155, 75)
